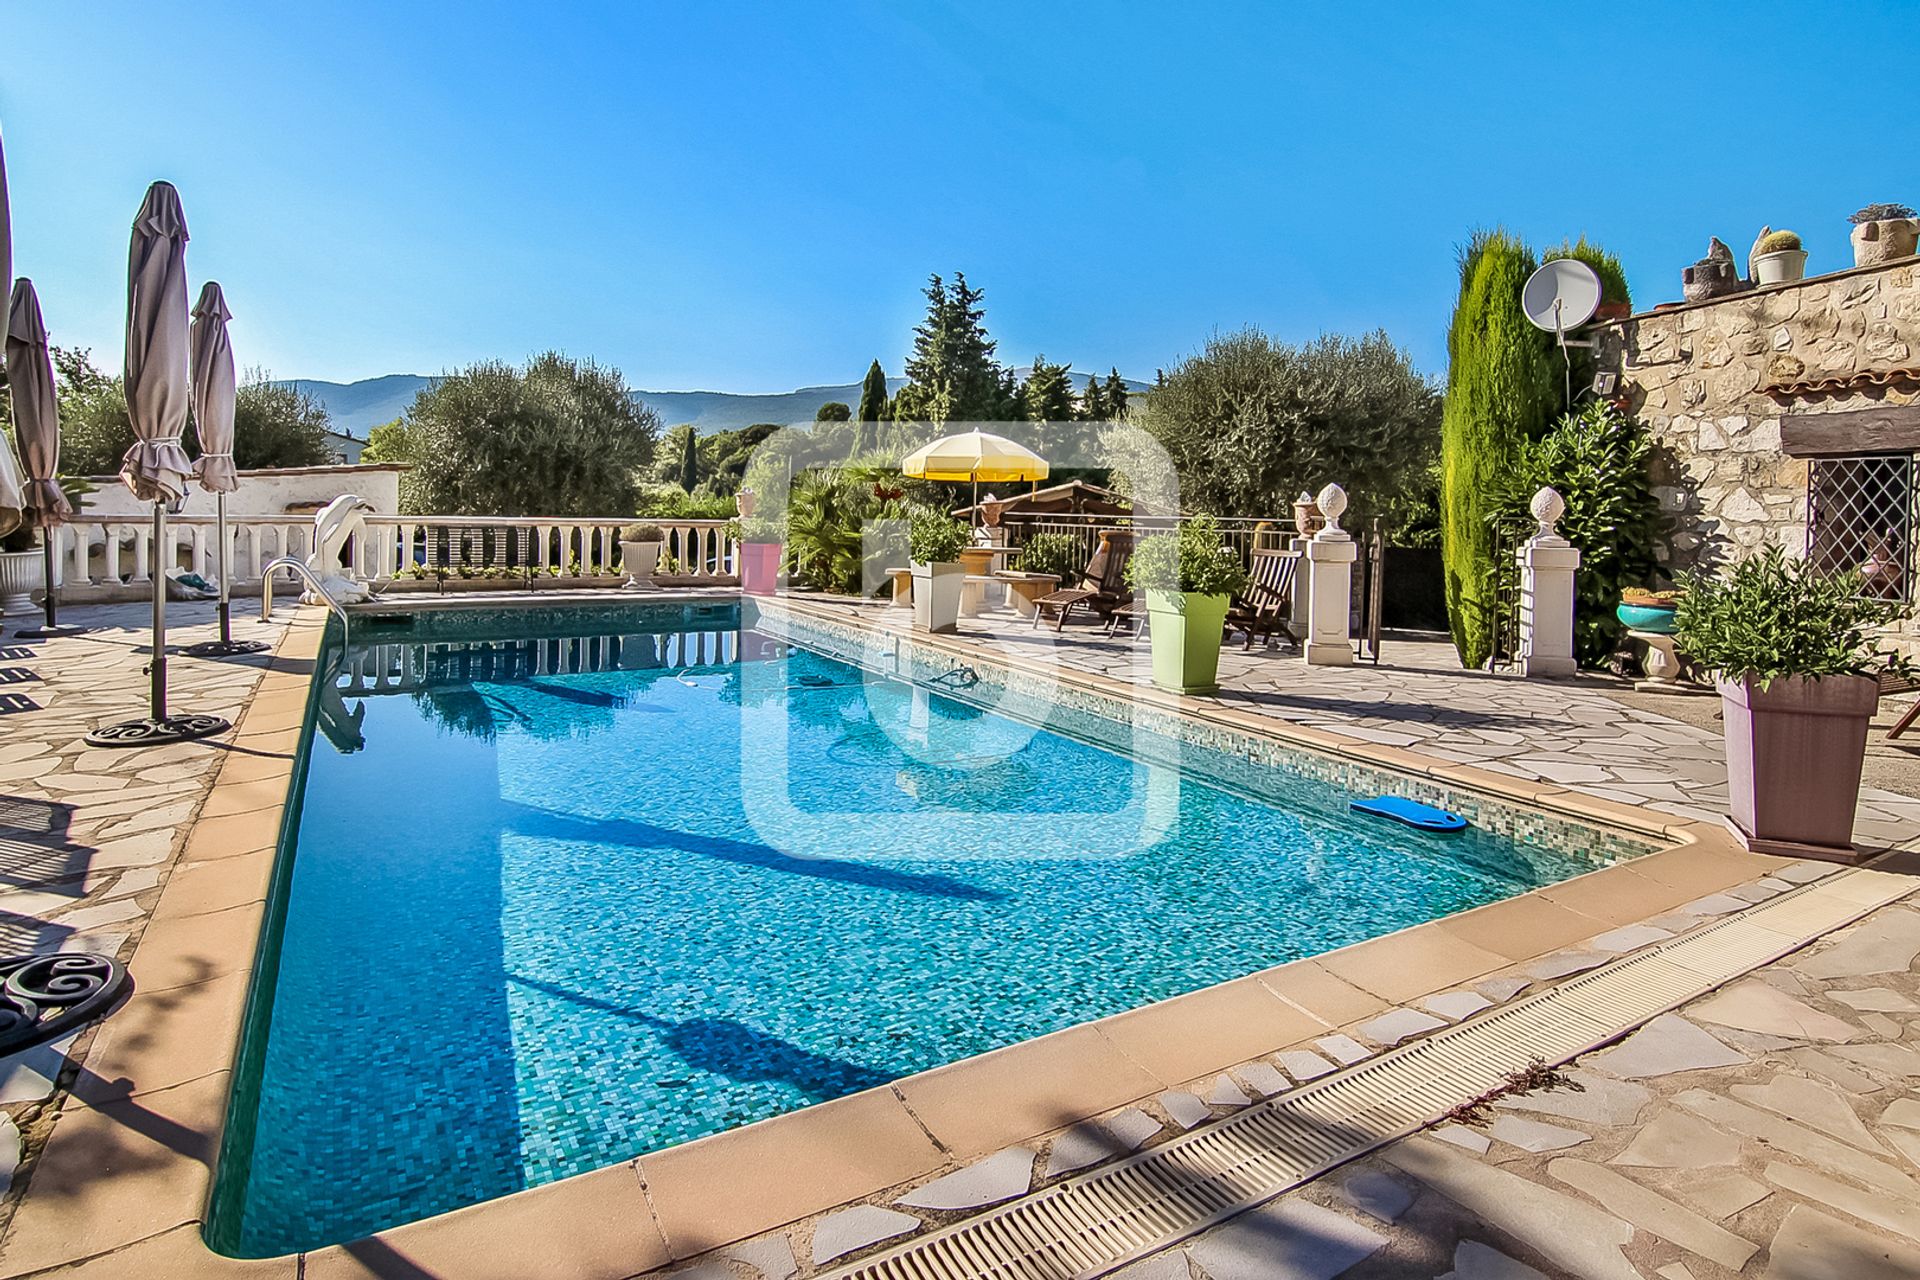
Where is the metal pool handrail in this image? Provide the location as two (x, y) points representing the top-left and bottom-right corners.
(260, 555), (350, 648)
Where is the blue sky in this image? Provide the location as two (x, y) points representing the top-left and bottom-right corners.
(5, 2), (1915, 392)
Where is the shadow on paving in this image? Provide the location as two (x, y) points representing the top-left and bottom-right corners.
(0, 794), (92, 896)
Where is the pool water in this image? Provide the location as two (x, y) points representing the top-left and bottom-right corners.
(217, 609), (1609, 1255)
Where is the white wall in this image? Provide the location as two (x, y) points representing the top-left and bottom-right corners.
(77, 463), (405, 518)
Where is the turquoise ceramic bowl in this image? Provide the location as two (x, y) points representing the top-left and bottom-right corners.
(1617, 603), (1678, 634)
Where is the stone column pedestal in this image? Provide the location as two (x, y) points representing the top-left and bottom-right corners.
(1304, 484), (1356, 667)
(1518, 487), (1581, 679)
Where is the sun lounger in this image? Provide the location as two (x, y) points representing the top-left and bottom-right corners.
(1030, 531), (1134, 631)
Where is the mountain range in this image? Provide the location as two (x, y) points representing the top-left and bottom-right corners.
(285, 372), (1148, 439)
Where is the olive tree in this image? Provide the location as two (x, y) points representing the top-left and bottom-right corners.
(1135, 328), (1440, 521)
(396, 352), (659, 516)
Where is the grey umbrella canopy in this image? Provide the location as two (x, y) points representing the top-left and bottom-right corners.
(1, 122), (13, 302)
(190, 282), (237, 494)
(7, 279), (72, 523)
(121, 181), (194, 504)
(88, 180), (230, 745)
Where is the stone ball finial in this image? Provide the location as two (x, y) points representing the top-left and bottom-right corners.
(1530, 486), (1566, 537)
(1315, 483), (1348, 532)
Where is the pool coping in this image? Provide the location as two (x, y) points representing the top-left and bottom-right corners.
(0, 593), (1823, 1280)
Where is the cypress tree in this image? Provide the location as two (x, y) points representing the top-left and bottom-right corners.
(677, 424), (700, 491)
(856, 359), (888, 453)
(1440, 230), (1558, 668)
(1078, 372), (1105, 421)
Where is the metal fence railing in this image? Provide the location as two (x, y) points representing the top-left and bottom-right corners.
(997, 513), (1299, 579)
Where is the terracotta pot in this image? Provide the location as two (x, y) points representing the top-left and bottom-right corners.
(1595, 300), (1632, 321)
(1717, 672), (1877, 860)
(739, 541), (783, 596)
(1851, 218), (1920, 268)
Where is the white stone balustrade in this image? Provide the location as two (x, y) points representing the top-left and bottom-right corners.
(43, 512), (738, 602)
(355, 516), (737, 581)
(1518, 486), (1581, 678)
(45, 513), (316, 602)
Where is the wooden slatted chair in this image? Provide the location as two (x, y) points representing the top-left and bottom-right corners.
(1880, 667), (1919, 740)
(1224, 548), (1301, 651)
(1030, 530), (1134, 631)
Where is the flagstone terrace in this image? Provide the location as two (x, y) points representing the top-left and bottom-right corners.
(0, 592), (1914, 1280)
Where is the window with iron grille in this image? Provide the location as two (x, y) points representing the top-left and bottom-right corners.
(1806, 453), (1916, 602)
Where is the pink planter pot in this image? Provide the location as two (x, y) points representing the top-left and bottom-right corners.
(739, 541), (784, 596)
(1717, 672), (1877, 861)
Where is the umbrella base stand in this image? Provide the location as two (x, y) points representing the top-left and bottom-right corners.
(85, 712), (231, 748)
(13, 624), (90, 640)
(178, 638), (270, 657)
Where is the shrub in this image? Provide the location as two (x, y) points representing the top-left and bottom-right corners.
(1490, 401), (1663, 667)
(398, 353), (659, 517)
(1756, 230), (1803, 254)
(1850, 203), (1917, 224)
(1124, 515), (1247, 597)
(620, 523), (665, 542)
(1543, 237), (1632, 309)
(1013, 531), (1081, 580)
(1441, 230), (1559, 668)
(908, 509), (971, 564)
(1674, 546), (1911, 684)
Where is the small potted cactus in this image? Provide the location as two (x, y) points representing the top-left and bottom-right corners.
(1751, 230), (1808, 285)
(619, 524), (667, 587)
(1849, 203), (1919, 269)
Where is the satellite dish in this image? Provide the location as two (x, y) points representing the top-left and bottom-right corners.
(1522, 259), (1603, 336)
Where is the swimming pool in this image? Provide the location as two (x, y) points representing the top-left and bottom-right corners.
(213, 602), (1633, 1256)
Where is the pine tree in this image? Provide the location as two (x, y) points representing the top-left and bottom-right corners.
(1440, 230), (1558, 668)
(1104, 369), (1130, 420)
(893, 272), (1016, 424)
(1078, 371), (1106, 421)
(1023, 356), (1076, 422)
(678, 423), (700, 491)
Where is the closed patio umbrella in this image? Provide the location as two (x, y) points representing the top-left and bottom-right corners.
(88, 181), (229, 746)
(7, 279), (83, 638)
(183, 281), (264, 657)
(1, 120), (13, 302)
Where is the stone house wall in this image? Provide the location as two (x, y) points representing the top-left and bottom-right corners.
(1596, 261), (1920, 654)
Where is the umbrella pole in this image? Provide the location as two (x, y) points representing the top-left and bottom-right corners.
(151, 502), (168, 721)
(216, 492), (231, 645)
(85, 499), (231, 746)
(41, 534), (56, 630)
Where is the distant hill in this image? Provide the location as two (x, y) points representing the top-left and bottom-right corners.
(285, 371), (1148, 440)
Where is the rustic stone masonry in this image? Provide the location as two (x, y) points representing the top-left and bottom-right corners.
(1597, 260), (1920, 654)
(1598, 261), (1918, 565)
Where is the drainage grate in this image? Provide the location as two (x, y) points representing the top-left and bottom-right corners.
(830, 869), (1915, 1280)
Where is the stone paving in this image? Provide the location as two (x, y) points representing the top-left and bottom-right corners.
(839, 599), (1920, 849)
(1108, 898), (1920, 1280)
(0, 599), (282, 1233)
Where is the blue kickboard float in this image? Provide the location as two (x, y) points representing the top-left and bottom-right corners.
(1350, 795), (1469, 833)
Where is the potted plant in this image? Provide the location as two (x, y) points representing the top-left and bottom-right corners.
(0, 520), (43, 617)
(908, 509), (970, 634)
(734, 489), (784, 595)
(1674, 547), (1910, 861)
(1616, 587), (1682, 635)
(1751, 230), (1808, 285)
(1849, 203), (1919, 269)
(619, 523), (666, 588)
(1125, 514), (1248, 695)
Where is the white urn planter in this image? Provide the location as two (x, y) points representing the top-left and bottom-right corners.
(620, 539), (663, 589)
(1852, 218), (1920, 268)
(1752, 249), (1808, 286)
(0, 549), (43, 617)
(910, 561), (965, 634)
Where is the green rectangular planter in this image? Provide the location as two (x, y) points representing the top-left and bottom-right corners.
(1146, 589), (1230, 694)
